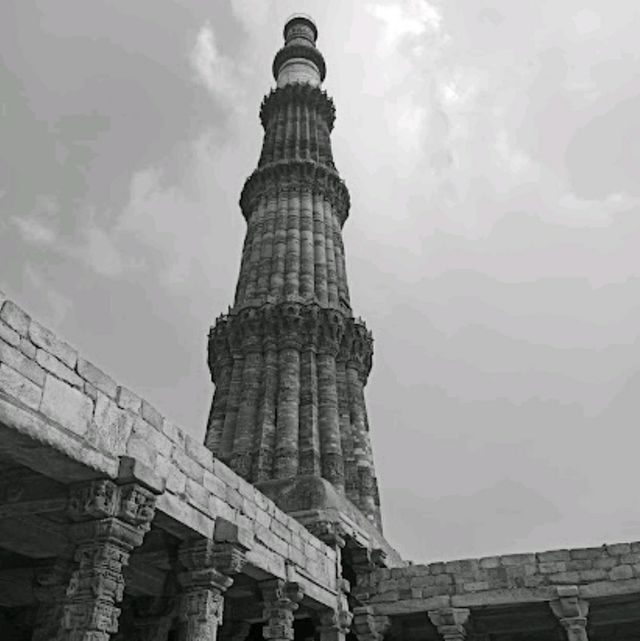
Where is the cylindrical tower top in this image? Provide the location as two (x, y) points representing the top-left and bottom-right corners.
(283, 14), (318, 44)
(273, 14), (326, 87)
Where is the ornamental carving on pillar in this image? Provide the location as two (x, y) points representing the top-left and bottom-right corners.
(428, 608), (471, 641)
(260, 579), (304, 641)
(351, 605), (390, 641)
(550, 587), (589, 641)
(62, 477), (160, 641)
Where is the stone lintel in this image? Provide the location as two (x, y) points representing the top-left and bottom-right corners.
(428, 607), (471, 641)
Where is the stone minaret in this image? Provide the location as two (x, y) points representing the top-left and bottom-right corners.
(206, 16), (382, 529)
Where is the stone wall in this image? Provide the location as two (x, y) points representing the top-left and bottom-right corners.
(0, 292), (338, 607)
(358, 543), (640, 612)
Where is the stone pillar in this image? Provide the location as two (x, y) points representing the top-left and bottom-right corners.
(351, 605), (389, 641)
(318, 609), (353, 641)
(32, 557), (74, 641)
(550, 587), (589, 641)
(63, 473), (161, 641)
(260, 579), (304, 641)
(177, 540), (247, 641)
(428, 608), (471, 641)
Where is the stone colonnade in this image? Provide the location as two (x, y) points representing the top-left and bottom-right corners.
(26, 467), (349, 641)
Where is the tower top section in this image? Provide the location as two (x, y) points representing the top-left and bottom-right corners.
(273, 15), (326, 87)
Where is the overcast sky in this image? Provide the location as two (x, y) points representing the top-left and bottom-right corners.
(2, 0), (640, 563)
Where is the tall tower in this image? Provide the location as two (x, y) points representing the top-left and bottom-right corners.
(206, 16), (382, 529)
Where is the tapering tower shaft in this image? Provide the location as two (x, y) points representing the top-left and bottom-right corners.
(206, 16), (382, 528)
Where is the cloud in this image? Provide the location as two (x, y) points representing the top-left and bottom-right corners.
(12, 200), (128, 279)
(189, 21), (240, 103)
(367, 0), (443, 53)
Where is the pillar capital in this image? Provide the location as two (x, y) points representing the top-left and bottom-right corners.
(62, 476), (160, 641)
(319, 608), (353, 641)
(351, 605), (390, 641)
(428, 607), (471, 641)
(177, 538), (247, 641)
(550, 586), (589, 641)
(260, 579), (304, 641)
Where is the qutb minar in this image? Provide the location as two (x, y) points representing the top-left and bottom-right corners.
(205, 15), (382, 529)
(0, 13), (639, 641)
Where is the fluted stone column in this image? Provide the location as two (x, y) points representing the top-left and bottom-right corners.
(428, 608), (471, 641)
(62, 477), (160, 641)
(206, 15), (383, 530)
(178, 540), (247, 641)
(550, 587), (589, 641)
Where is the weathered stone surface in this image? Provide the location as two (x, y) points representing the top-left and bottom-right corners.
(0, 300), (30, 336)
(36, 349), (83, 388)
(90, 392), (135, 454)
(141, 399), (163, 429)
(39, 374), (94, 436)
(77, 358), (117, 399)
(116, 385), (142, 413)
(29, 320), (77, 368)
(0, 363), (42, 410)
(0, 338), (46, 385)
(0, 320), (20, 347)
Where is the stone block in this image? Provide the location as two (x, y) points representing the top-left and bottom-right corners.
(548, 571), (581, 584)
(84, 382), (98, 401)
(126, 435), (158, 468)
(132, 416), (173, 457)
(36, 350), (83, 388)
(162, 419), (185, 445)
(579, 569), (607, 582)
(566, 559), (593, 571)
(570, 547), (605, 560)
(28, 321), (77, 367)
(225, 486), (244, 511)
(212, 458), (239, 489)
(40, 374), (93, 436)
(116, 385), (142, 413)
(18, 337), (36, 359)
(539, 561), (567, 574)
(77, 358), (117, 399)
(538, 549), (571, 563)
(203, 470), (227, 499)
(0, 339), (45, 385)
(463, 581), (490, 592)
(429, 562), (446, 575)
(0, 321), (20, 347)
(162, 459), (187, 495)
(185, 478), (210, 511)
(606, 543), (631, 556)
(0, 301), (30, 336)
(208, 494), (235, 522)
(156, 492), (214, 539)
(185, 434), (213, 468)
(479, 556), (501, 569)
(214, 516), (253, 549)
(609, 565), (633, 581)
(172, 447), (205, 483)
(500, 553), (536, 566)
(593, 557), (617, 570)
(89, 392), (135, 454)
(118, 455), (165, 494)
(270, 517), (292, 543)
(141, 400), (163, 430)
(0, 363), (42, 410)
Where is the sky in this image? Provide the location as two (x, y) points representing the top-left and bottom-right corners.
(1, 0), (640, 564)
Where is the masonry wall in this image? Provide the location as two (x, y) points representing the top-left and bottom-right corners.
(357, 543), (640, 610)
(0, 292), (338, 605)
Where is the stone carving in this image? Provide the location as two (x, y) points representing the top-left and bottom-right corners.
(550, 587), (589, 641)
(351, 605), (390, 641)
(428, 608), (471, 641)
(318, 608), (353, 641)
(177, 539), (247, 641)
(62, 479), (159, 641)
(260, 579), (304, 641)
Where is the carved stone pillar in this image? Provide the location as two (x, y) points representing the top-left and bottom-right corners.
(178, 539), (247, 641)
(63, 476), (160, 641)
(351, 605), (389, 641)
(428, 608), (471, 641)
(318, 609), (353, 641)
(32, 557), (74, 641)
(260, 579), (304, 641)
(550, 587), (589, 641)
